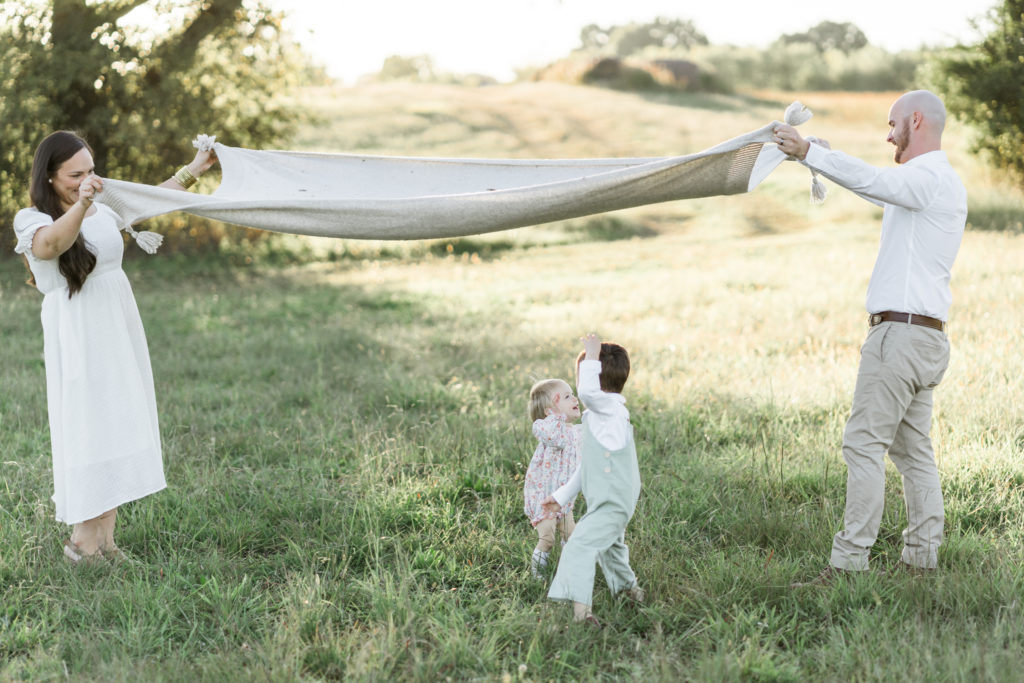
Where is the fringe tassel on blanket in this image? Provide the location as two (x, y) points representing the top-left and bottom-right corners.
(781, 101), (828, 205)
(122, 224), (164, 254)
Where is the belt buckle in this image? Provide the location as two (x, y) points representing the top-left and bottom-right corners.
(869, 314), (883, 327)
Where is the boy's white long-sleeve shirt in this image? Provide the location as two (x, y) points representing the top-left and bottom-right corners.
(550, 359), (630, 508)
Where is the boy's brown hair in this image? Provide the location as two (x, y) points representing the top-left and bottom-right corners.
(576, 342), (630, 394)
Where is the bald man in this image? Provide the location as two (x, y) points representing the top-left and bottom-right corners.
(776, 90), (968, 583)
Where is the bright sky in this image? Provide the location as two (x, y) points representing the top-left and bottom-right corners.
(272, 0), (997, 83)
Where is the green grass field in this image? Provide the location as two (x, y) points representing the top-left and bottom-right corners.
(2, 84), (1023, 681)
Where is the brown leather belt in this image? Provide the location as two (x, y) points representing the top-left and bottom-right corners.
(869, 311), (945, 332)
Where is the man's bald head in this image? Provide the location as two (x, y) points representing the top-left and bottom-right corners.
(887, 89), (947, 162)
(892, 90), (947, 134)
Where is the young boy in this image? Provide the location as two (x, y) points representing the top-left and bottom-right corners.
(542, 333), (644, 626)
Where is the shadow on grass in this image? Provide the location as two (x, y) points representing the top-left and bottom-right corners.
(113, 214), (663, 272)
(427, 237), (518, 258)
(422, 216), (658, 260)
(561, 215), (659, 241)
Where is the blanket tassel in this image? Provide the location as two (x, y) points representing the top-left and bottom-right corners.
(783, 102), (828, 205)
(123, 224), (164, 254)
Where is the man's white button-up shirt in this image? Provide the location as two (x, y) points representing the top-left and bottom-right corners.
(804, 145), (967, 321)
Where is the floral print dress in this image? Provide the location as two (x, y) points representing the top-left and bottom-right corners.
(524, 414), (582, 526)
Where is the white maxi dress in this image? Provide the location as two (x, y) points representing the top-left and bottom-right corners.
(13, 204), (166, 525)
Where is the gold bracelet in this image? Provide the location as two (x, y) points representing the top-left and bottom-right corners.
(173, 166), (197, 189)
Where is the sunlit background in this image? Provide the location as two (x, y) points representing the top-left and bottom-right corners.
(270, 0), (996, 82)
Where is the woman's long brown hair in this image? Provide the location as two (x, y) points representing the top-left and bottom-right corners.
(29, 131), (97, 297)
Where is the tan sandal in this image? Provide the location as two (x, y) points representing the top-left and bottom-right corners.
(64, 539), (103, 565)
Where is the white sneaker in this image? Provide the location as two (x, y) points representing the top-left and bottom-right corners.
(622, 583), (645, 603)
(530, 549), (549, 580)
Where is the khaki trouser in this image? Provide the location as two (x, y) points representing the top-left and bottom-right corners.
(535, 515), (576, 553)
(831, 321), (950, 571)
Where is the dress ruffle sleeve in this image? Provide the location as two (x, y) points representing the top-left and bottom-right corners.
(13, 208), (53, 259)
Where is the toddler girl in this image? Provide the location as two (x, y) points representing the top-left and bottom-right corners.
(524, 378), (582, 579)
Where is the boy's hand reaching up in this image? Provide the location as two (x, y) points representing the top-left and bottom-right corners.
(582, 333), (601, 361)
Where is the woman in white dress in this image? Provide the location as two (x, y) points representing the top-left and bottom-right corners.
(13, 130), (216, 563)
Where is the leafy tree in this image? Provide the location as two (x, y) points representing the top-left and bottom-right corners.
(779, 21), (869, 54)
(1, 0), (317, 255)
(930, 0), (1024, 181)
(579, 17), (709, 57)
(378, 54), (438, 82)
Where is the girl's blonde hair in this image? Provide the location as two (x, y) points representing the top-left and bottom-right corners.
(528, 378), (567, 421)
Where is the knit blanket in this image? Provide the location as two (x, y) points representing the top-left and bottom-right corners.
(98, 102), (818, 250)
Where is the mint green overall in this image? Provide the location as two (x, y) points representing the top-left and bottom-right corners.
(547, 419), (640, 606)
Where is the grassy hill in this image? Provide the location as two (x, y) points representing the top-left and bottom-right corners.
(1, 82), (1023, 681)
